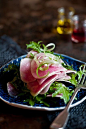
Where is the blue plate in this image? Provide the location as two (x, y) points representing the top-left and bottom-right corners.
(0, 54), (86, 111)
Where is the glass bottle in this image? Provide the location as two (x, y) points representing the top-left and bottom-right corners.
(57, 7), (74, 35)
(71, 15), (86, 43)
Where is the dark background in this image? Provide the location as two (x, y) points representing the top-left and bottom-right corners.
(0, 0), (86, 61)
(0, 0), (86, 129)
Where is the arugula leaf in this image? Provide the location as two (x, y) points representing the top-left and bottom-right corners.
(69, 73), (78, 86)
(23, 94), (49, 107)
(69, 64), (85, 86)
(24, 98), (35, 106)
(26, 41), (54, 54)
(62, 62), (74, 70)
(35, 95), (50, 107)
(26, 41), (43, 53)
(48, 82), (74, 104)
(3, 64), (19, 74)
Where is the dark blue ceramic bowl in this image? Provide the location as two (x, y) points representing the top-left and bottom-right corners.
(0, 54), (86, 111)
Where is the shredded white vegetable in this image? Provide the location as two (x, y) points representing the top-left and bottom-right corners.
(40, 43), (55, 52)
(45, 43), (55, 51)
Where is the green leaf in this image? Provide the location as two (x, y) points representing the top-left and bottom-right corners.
(69, 64), (85, 86)
(69, 73), (78, 86)
(26, 41), (43, 53)
(24, 98), (35, 106)
(62, 62), (74, 70)
(26, 41), (54, 54)
(49, 82), (74, 104)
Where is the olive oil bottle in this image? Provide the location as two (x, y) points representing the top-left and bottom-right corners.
(57, 7), (74, 34)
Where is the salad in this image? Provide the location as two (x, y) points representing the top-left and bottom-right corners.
(5, 41), (84, 107)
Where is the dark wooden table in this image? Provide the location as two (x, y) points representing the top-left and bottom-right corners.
(0, 0), (86, 129)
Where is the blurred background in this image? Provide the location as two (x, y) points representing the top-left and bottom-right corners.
(0, 1), (86, 129)
(0, 0), (86, 58)
(0, 0), (86, 45)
